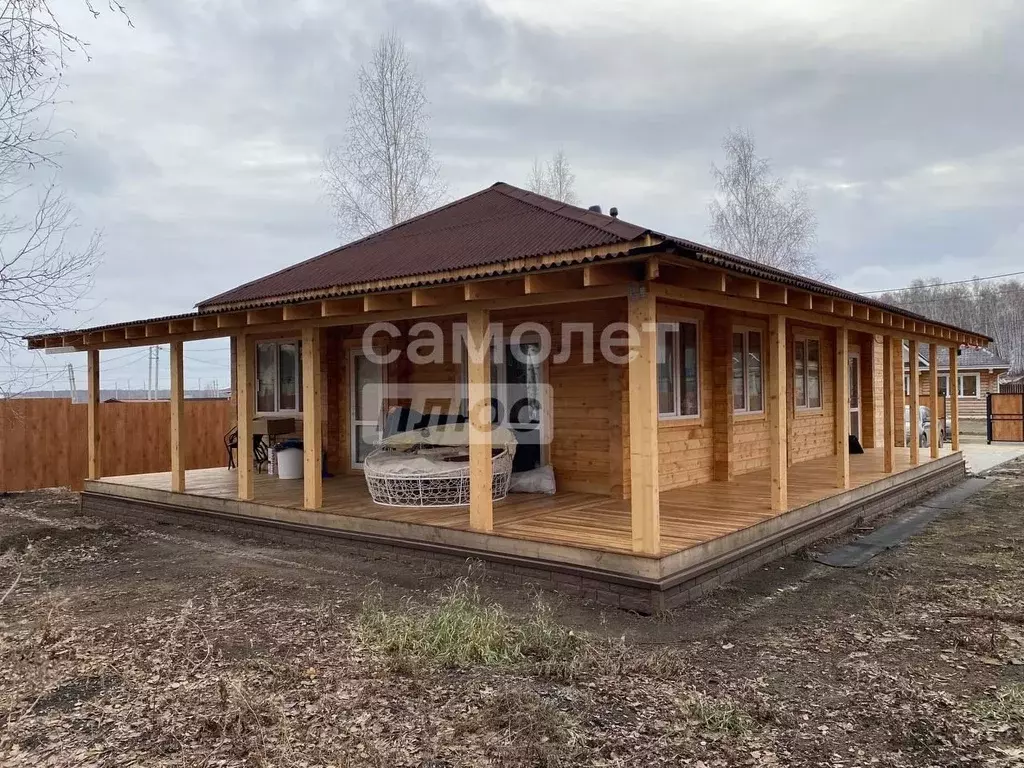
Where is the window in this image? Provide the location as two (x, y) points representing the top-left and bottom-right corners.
(457, 333), (549, 468)
(732, 328), (763, 413)
(657, 320), (700, 418)
(904, 374), (910, 396)
(256, 340), (302, 414)
(958, 373), (980, 398)
(794, 337), (821, 410)
(351, 349), (385, 466)
(937, 374), (949, 398)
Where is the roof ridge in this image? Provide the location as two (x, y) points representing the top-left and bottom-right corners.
(489, 181), (648, 240)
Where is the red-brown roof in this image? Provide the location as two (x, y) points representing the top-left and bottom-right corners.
(199, 182), (648, 310)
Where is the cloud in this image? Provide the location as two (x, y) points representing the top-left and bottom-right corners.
(4, 0), (1023, 390)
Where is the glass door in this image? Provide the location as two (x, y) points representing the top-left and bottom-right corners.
(350, 349), (386, 467)
(460, 334), (548, 472)
(494, 338), (546, 471)
(848, 351), (861, 440)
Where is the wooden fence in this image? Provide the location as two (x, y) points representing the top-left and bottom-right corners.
(0, 398), (233, 492)
(988, 393), (1024, 443)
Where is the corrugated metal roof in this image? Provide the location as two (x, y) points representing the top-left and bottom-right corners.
(198, 182), (646, 309)
(650, 236), (990, 342)
(23, 181), (994, 344)
(903, 343), (1009, 370)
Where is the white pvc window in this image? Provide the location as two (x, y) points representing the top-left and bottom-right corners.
(794, 336), (822, 410)
(256, 340), (302, 415)
(350, 349), (387, 467)
(732, 328), (763, 413)
(958, 373), (980, 398)
(657, 320), (700, 419)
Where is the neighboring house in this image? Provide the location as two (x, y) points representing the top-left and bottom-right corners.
(904, 344), (1009, 420)
(25, 182), (991, 612)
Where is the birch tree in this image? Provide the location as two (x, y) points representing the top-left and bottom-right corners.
(708, 129), (825, 279)
(1, 1), (126, 396)
(323, 32), (445, 240)
(528, 149), (578, 205)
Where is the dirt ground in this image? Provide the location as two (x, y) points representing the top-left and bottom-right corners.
(1, 461), (1023, 767)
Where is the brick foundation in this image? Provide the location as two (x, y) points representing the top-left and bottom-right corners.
(81, 457), (965, 614)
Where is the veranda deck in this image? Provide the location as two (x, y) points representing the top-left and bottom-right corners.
(95, 446), (953, 558)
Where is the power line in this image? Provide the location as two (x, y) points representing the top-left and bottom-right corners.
(862, 270), (1024, 296)
(884, 285), (1024, 306)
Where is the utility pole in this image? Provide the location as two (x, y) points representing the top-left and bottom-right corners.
(66, 363), (77, 403)
(154, 346), (161, 400)
(147, 348), (153, 400)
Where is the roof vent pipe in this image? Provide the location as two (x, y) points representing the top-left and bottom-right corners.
(587, 205), (602, 214)
(610, 207), (618, 218)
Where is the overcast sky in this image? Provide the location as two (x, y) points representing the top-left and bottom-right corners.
(7, 0), (1023, 393)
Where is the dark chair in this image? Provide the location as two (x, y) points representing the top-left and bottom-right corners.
(225, 426), (269, 472)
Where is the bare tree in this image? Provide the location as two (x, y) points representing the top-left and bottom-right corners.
(527, 149), (577, 205)
(323, 32), (445, 240)
(0, 1), (126, 397)
(881, 278), (1024, 374)
(708, 129), (825, 279)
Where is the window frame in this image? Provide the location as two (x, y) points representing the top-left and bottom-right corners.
(254, 338), (303, 416)
(349, 347), (388, 469)
(732, 325), (765, 415)
(936, 374), (949, 398)
(457, 329), (551, 449)
(958, 372), (981, 398)
(793, 333), (823, 412)
(656, 317), (702, 421)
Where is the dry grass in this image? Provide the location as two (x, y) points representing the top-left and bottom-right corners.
(461, 685), (584, 767)
(677, 688), (755, 739)
(4, 466), (1024, 767)
(356, 578), (584, 669)
(972, 683), (1024, 740)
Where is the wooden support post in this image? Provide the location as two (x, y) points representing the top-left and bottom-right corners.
(949, 344), (960, 451)
(835, 327), (850, 489)
(87, 349), (100, 480)
(466, 308), (493, 532)
(929, 344), (940, 459)
(860, 336), (879, 449)
(768, 315), (788, 512)
(627, 291), (660, 555)
(236, 334), (255, 500)
(893, 339), (906, 447)
(170, 340), (185, 492)
(908, 340), (920, 466)
(882, 336), (895, 473)
(302, 327), (323, 510)
(711, 310), (734, 481)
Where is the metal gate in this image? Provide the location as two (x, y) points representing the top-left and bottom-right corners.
(987, 393), (1024, 443)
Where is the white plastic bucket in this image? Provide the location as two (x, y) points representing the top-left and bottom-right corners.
(276, 447), (303, 480)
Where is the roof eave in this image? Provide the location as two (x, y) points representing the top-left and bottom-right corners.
(636, 240), (994, 345)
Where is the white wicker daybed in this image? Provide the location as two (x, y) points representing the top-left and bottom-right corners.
(363, 423), (517, 507)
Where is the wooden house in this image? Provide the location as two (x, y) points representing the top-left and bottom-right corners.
(904, 344), (1010, 421)
(26, 183), (991, 612)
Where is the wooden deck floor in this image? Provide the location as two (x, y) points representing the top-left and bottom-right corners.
(98, 446), (953, 557)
